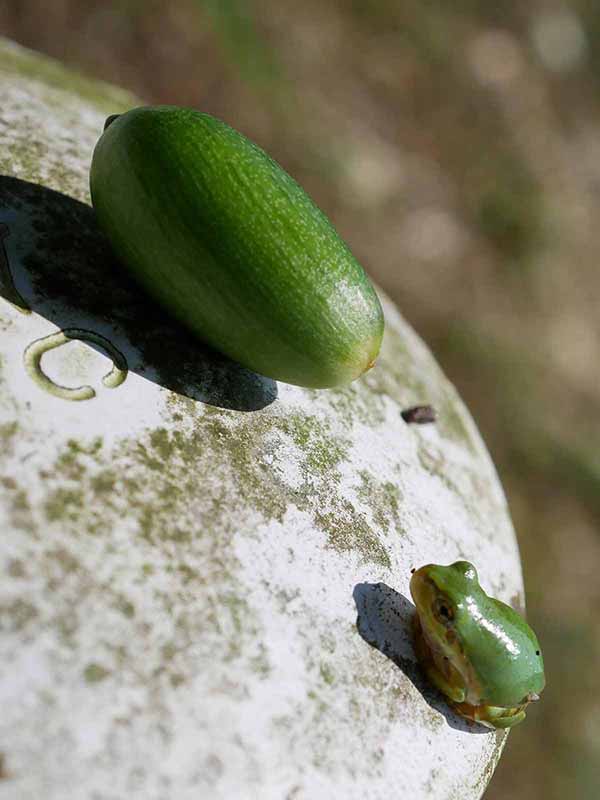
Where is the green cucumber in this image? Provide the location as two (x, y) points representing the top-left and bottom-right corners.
(90, 106), (384, 388)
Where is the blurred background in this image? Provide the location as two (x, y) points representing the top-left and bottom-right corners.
(1, 1), (598, 797)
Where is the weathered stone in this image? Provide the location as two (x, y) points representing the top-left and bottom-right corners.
(0, 37), (520, 800)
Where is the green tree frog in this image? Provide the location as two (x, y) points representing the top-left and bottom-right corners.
(410, 561), (545, 728)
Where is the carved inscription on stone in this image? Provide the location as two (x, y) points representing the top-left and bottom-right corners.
(23, 329), (128, 401)
(0, 222), (30, 313)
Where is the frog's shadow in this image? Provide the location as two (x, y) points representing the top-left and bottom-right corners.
(0, 175), (277, 412)
(353, 582), (494, 735)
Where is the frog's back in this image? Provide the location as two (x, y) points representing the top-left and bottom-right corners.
(464, 596), (545, 706)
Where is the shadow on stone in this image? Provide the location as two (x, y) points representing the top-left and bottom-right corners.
(353, 582), (490, 734)
(0, 175), (278, 412)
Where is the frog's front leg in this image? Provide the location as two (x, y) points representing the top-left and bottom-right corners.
(413, 614), (466, 703)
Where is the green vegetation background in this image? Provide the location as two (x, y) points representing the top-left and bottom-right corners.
(1, 1), (598, 797)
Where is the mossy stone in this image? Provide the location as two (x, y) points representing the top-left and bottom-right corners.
(0, 37), (521, 800)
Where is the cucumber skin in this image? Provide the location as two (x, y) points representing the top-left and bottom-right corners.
(90, 106), (384, 388)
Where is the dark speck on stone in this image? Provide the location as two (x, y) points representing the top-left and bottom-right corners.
(402, 405), (437, 425)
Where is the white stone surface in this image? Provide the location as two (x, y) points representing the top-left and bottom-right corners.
(0, 37), (521, 800)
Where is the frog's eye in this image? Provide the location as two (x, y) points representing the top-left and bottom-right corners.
(432, 596), (455, 626)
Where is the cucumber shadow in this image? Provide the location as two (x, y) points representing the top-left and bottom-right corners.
(353, 582), (492, 734)
(0, 175), (277, 412)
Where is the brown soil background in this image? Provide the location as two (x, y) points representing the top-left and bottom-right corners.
(2, 2), (599, 797)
